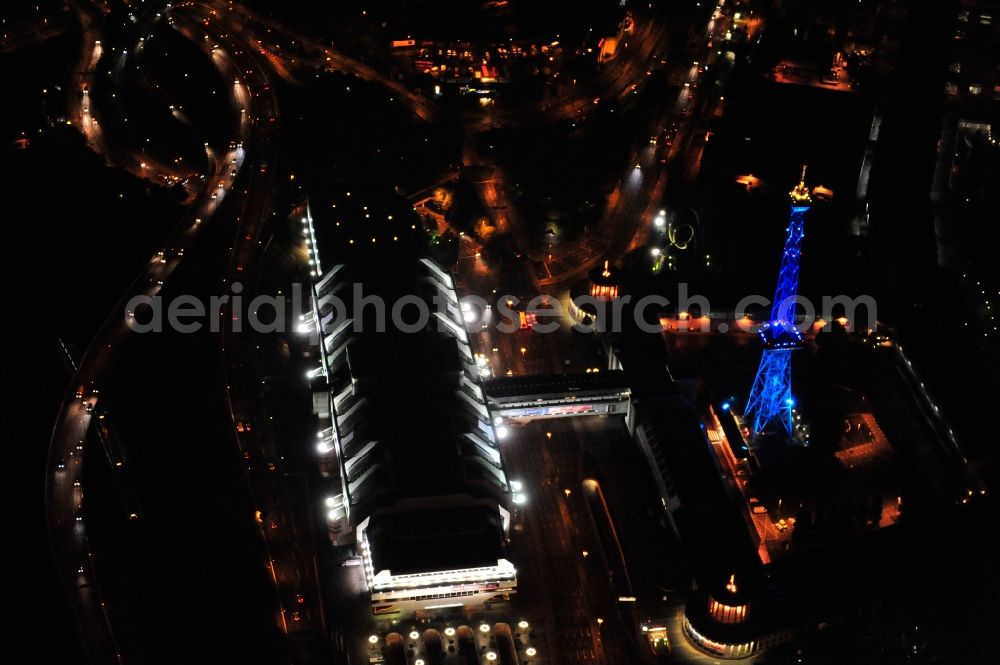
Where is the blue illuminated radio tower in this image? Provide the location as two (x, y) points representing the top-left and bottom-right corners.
(744, 167), (812, 438)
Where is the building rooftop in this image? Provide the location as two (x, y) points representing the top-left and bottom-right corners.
(483, 370), (631, 401)
(631, 384), (761, 580)
(367, 505), (507, 576)
(313, 257), (508, 515)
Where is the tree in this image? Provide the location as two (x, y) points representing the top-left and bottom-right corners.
(433, 187), (453, 211)
(475, 216), (496, 241)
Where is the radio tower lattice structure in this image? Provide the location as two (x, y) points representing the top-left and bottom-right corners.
(744, 167), (812, 438)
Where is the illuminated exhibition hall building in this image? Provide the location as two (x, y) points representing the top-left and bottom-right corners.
(302, 196), (515, 617)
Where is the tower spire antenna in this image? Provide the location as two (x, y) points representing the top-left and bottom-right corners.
(789, 164), (811, 205)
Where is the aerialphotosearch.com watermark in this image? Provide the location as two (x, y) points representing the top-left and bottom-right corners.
(124, 282), (877, 338)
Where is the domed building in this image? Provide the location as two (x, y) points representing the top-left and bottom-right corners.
(569, 260), (626, 325)
(683, 573), (759, 659)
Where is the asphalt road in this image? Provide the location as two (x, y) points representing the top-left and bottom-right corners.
(501, 418), (646, 665)
(45, 3), (258, 663)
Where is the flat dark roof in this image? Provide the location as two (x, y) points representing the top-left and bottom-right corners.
(368, 505), (506, 575)
(483, 370), (631, 400)
(636, 392), (760, 577)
